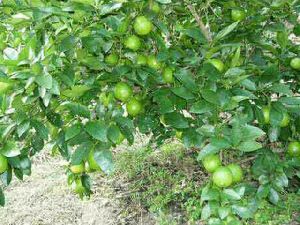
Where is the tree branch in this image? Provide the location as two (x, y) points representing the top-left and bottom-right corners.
(185, 2), (212, 43)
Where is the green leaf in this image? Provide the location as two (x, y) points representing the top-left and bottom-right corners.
(155, 96), (174, 114)
(268, 126), (280, 142)
(0, 187), (5, 206)
(64, 103), (91, 118)
(231, 47), (241, 67)
(224, 68), (245, 77)
(59, 35), (76, 52)
(164, 112), (189, 129)
(94, 147), (114, 175)
(62, 85), (91, 98)
(190, 100), (215, 114)
(269, 83), (292, 96)
(174, 69), (198, 92)
(46, 112), (63, 127)
(171, 86), (195, 100)
(201, 204), (211, 220)
(31, 120), (49, 140)
(279, 97), (300, 105)
(201, 90), (219, 105)
(269, 188), (279, 205)
(153, 89), (174, 114)
(232, 200), (258, 219)
(242, 125), (265, 141)
(215, 22), (239, 41)
(184, 27), (207, 44)
(85, 121), (108, 142)
(274, 172), (288, 189)
(182, 129), (203, 148)
(257, 185), (270, 199)
(231, 121), (242, 147)
(201, 185), (220, 202)
(223, 189), (242, 200)
(31, 135), (44, 152)
(156, 0), (172, 4)
(240, 79), (257, 91)
(276, 31), (288, 49)
(197, 138), (231, 160)
(65, 124), (82, 141)
(270, 102), (285, 126)
(35, 74), (52, 89)
(218, 207), (230, 220)
(99, 3), (123, 15)
(237, 141), (262, 152)
(71, 142), (92, 165)
(17, 121), (30, 137)
(0, 141), (21, 157)
(107, 124), (122, 144)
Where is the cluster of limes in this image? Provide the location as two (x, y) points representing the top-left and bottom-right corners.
(229, 8), (300, 71)
(261, 105), (300, 158)
(69, 149), (101, 175)
(202, 154), (243, 188)
(104, 15), (177, 116)
(69, 150), (102, 193)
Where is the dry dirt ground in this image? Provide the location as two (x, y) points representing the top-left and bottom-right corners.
(0, 153), (121, 225)
(0, 134), (154, 225)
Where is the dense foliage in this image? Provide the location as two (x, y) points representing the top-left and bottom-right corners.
(0, 0), (299, 224)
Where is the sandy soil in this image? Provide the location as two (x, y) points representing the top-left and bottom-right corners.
(0, 134), (154, 225)
(0, 153), (120, 225)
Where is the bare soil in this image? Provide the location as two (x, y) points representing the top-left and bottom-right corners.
(0, 153), (120, 225)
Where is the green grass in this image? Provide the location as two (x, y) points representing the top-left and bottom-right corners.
(113, 143), (300, 225)
(252, 194), (300, 225)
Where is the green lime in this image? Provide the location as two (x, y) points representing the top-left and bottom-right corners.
(202, 154), (221, 173)
(212, 166), (233, 188)
(114, 82), (133, 102)
(124, 35), (141, 51)
(134, 16), (153, 36)
(126, 99), (142, 116)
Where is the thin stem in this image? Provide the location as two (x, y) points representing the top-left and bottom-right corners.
(185, 1), (212, 43)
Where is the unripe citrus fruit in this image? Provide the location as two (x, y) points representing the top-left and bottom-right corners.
(227, 163), (243, 183)
(212, 166), (233, 188)
(162, 67), (174, 83)
(74, 178), (85, 194)
(150, 2), (161, 13)
(70, 162), (85, 174)
(88, 150), (101, 171)
(287, 141), (300, 157)
(202, 154), (221, 173)
(290, 57), (300, 70)
(147, 55), (161, 69)
(114, 82), (133, 102)
(231, 9), (246, 21)
(136, 55), (147, 65)
(175, 131), (182, 139)
(126, 99), (142, 116)
(262, 106), (270, 124)
(134, 16), (153, 36)
(105, 53), (119, 66)
(0, 154), (8, 174)
(280, 113), (290, 127)
(124, 35), (141, 51)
